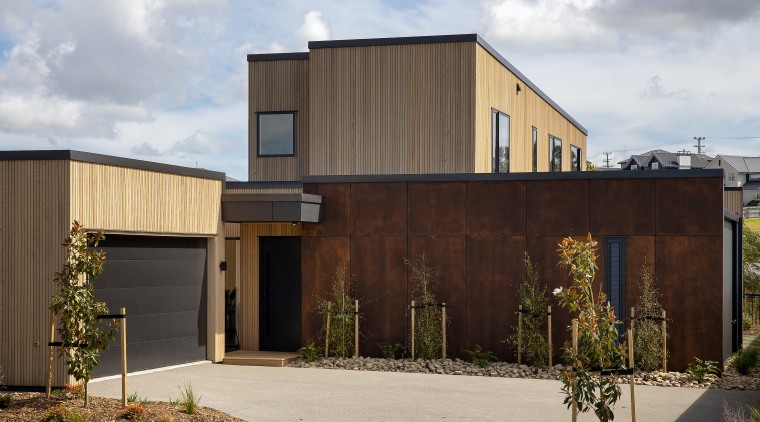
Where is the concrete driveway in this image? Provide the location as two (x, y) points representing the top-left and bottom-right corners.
(89, 362), (760, 421)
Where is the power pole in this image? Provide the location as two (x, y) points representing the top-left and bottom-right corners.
(693, 137), (705, 155)
(603, 152), (612, 168)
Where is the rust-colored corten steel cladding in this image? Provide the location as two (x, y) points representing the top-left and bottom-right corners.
(301, 170), (729, 371)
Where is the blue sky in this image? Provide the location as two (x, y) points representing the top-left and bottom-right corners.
(1, 0), (759, 179)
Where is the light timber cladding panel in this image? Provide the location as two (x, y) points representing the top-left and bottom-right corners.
(475, 44), (587, 173)
(309, 42), (476, 175)
(69, 161), (222, 235)
(248, 59), (309, 181)
(239, 223), (301, 351)
(0, 160), (70, 387)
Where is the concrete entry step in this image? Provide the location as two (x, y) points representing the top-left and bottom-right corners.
(222, 350), (299, 367)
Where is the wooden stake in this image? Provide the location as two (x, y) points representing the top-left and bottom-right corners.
(354, 300), (359, 358)
(121, 307), (127, 408)
(628, 328), (636, 422)
(572, 319), (578, 422)
(325, 302), (331, 358)
(630, 307), (635, 340)
(518, 305), (523, 365)
(547, 306), (552, 368)
(411, 300), (416, 360)
(441, 303), (447, 359)
(662, 310), (667, 373)
(47, 312), (55, 398)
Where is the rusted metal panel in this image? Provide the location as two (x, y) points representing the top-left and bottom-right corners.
(350, 183), (407, 236)
(467, 181), (527, 236)
(656, 178), (723, 236)
(408, 182), (466, 236)
(590, 179), (656, 236)
(302, 183), (351, 237)
(527, 180), (589, 236)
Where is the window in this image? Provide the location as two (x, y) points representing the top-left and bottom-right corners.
(605, 237), (626, 335)
(492, 110), (510, 173)
(570, 145), (581, 171)
(651, 161), (659, 170)
(532, 127), (538, 172)
(257, 112), (295, 156)
(549, 135), (562, 172)
(631, 164), (639, 170)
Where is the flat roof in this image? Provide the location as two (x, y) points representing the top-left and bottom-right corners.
(0, 150), (226, 181)
(251, 33), (587, 135)
(304, 168), (723, 184)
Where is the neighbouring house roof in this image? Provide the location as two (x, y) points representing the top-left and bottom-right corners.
(711, 155), (760, 173)
(743, 181), (760, 191)
(248, 33), (588, 136)
(618, 149), (712, 170)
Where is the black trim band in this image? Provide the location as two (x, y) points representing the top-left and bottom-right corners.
(226, 181), (303, 189)
(247, 52), (309, 62)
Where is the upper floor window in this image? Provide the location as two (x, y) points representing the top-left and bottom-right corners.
(631, 164), (639, 170)
(532, 127), (538, 172)
(258, 112), (295, 156)
(492, 109), (510, 173)
(651, 161), (659, 170)
(549, 135), (562, 172)
(570, 145), (581, 171)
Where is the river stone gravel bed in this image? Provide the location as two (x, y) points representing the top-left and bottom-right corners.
(289, 356), (760, 391)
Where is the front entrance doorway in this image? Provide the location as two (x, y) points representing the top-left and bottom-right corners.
(259, 237), (302, 351)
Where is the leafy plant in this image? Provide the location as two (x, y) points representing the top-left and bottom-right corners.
(744, 223), (760, 294)
(406, 255), (447, 360)
(297, 342), (322, 362)
(465, 345), (496, 368)
(118, 403), (146, 420)
(127, 392), (150, 404)
(42, 404), (84, 422)
(178, 383), (201, 415)
(63, 383), (85, 400)
(157, 414), (174, 422)
(732, 348), (759, 375)
(509, 253), (550, 368)
(316, 265), (360, 358)
(377, 342), (403, 360)
(632, 262), (668, 371)
(686, 357), (719, 383)
(49, 221), (118, 407)
(0, 393), (11, 409)
(554, 234), (626, 422)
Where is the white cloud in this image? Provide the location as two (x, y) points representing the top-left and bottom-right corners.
(296, 11), (331, 46)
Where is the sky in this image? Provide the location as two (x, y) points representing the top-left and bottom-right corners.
(1, 0), (759, 179)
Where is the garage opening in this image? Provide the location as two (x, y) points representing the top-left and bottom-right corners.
(93, 235), (207, 377)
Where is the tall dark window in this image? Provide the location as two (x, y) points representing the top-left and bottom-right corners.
(605, 237), (626, 334)
(549, 135), (562, 172)
(492, 110), (510, 173)
(532, 127), (538, 172)
(570, 145), (581, 171)
(257, 112), (295, 156)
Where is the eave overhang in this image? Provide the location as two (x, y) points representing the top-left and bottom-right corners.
(221, 193), (322, 223)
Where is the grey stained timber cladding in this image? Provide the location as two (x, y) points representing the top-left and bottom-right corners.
(93, 235), (207, 377)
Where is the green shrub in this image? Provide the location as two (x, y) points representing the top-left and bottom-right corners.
(686, 357), (719, 383)
(297, 342), (322, 362)
(42, 404), (84, 422)
(178, 383), (201, 415)
(632, 262), (668, 372)
(733, 348), (759, 375)
(127, 392), (150, 404)
(376, 342), (403, 360)
(406, 255), (448, 360)
(118, 403), (146, 420)
(63, 383), (85, 400)
(508, 253), (550, 368)
(316, 265), (360, 358)
(465, 345), (496, 368)
(0, 393), (11, 409)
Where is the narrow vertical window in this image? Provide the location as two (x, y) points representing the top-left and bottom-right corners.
(570, 145), (581, 171)
(492, 109), (510, 173)
(532, 127), (538, 172)
(605, 237), (626, 334)
(549, 135), (562, 172)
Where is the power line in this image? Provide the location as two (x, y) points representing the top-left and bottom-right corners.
(704, 136), (760, 140)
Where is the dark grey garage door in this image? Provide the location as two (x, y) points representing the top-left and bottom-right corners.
(93, 235), (207, 377)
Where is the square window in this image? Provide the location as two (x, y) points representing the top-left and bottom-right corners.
(258, 112), (295, 156)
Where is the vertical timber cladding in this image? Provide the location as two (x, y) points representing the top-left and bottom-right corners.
(248, 58), (309, 181)
(474, 44), (587, 172)
(0, 160), (70, 387)
(308, 42), (476, 175)
(303, 173), (726, 371)
(238, 223), (301, 351)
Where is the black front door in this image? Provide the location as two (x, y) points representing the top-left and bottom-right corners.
(259, 237), (302, 351)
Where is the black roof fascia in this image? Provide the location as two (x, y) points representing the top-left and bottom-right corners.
(304, 169), (723, 184)
(0, 150), (226, 181)
(247, 52), (309, 62)
(308, 33), (587, 136)
(225, 181), (303, 189)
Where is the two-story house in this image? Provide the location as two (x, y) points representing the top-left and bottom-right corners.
(705, 155), (760, 205)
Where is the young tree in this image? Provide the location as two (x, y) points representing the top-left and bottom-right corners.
(317, 265), (359, 358)
(406, 255), (446, 359)
(50, 221), (117, 407)
(633, 262), (667, 371)
(509, 253), (550, 367)
(554, 234), (626, 422)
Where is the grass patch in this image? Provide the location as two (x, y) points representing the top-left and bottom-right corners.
(746, 219), (760, 233)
